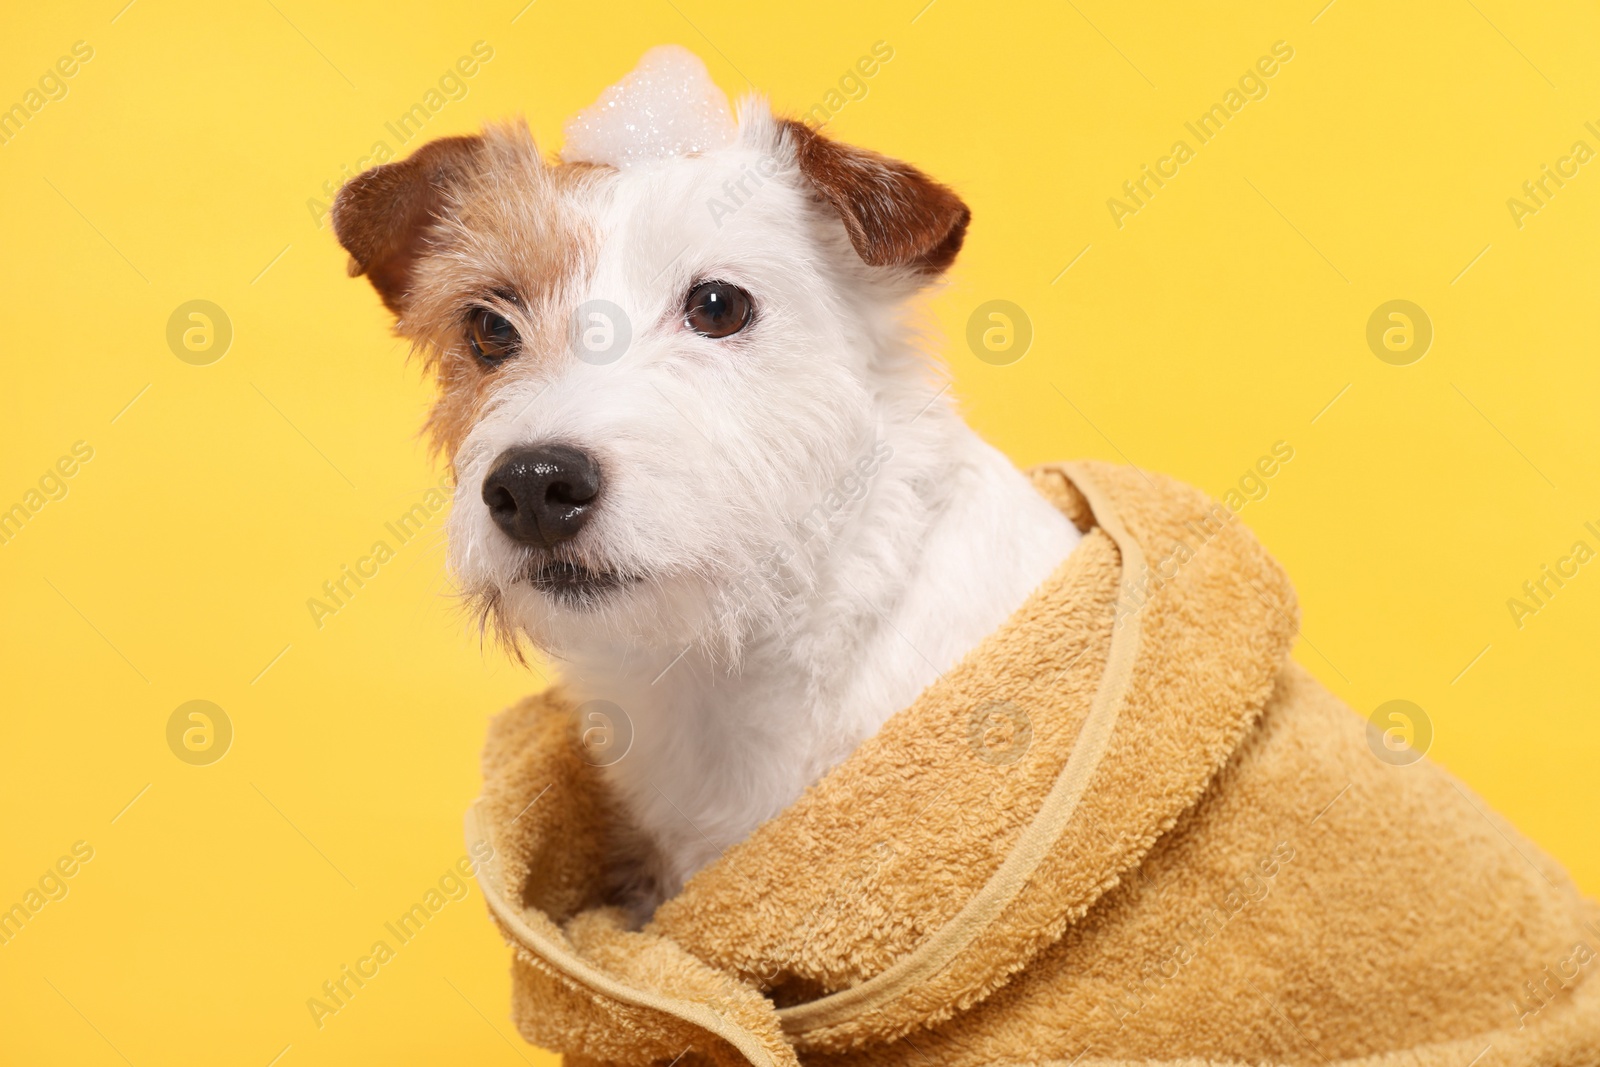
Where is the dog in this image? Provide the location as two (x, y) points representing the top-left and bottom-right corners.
(333, 47), (1081, 915)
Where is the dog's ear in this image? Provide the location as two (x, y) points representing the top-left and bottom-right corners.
(332, 135), (486, 314)
(782, 120), (970, 275)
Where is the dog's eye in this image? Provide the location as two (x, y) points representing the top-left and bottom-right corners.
(466, 307), (520, 367)
(684, 281), (753, 339)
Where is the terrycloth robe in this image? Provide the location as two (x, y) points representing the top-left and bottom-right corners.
(466, 461), (1600, 1067)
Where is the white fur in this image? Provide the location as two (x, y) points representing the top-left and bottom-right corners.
(447, 98), (1081, 912)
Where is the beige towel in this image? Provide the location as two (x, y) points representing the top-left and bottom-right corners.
(466, 461), (1600, 1066)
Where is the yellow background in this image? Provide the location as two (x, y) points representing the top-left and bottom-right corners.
(3, 1), (1598, 1064)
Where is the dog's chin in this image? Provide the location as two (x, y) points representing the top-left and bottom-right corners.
(524, 559), (638, 610)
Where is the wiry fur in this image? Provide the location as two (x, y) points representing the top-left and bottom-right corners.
(339, 97), (1081, 917)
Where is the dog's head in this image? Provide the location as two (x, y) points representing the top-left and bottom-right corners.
(333, 47), (969, 659)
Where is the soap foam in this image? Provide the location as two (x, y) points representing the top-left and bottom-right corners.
(561, 45), (736, 169)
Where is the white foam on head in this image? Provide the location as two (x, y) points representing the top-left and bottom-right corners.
(561, 45), (737, 169)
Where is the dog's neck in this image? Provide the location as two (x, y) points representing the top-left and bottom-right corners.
(561, 390), (1082, 906)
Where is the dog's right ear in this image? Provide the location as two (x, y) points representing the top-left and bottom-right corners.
(332, 135), (486, 315)
(781, 120), (970, 277)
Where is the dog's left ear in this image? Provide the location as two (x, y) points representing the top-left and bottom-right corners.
(782, 120), (970, 276)
(332, 134), (487, 314)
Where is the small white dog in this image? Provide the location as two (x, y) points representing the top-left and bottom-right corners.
(334, 47), (1080, 913)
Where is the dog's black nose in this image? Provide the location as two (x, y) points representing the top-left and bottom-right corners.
(482, 445), (601, 547)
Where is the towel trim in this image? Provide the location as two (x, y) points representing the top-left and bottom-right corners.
(773, 461), (1146, 1035)
(465, 802), (785, 1067)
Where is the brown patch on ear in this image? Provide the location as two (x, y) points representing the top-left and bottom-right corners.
(332, 135), (487, 314)
(782, 120), (970, 275)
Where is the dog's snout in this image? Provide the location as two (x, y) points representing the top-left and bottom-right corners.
(482, 445), (602, 547)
